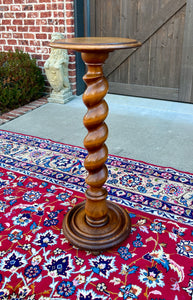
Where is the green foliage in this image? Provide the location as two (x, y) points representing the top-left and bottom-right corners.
(0, 50), (45, 113)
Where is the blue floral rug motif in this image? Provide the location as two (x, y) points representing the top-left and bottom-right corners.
(0, 130), (193, 300)
(0, 130), (193, 225)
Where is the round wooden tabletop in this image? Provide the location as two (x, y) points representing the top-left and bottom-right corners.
(50, 37), (141, 52)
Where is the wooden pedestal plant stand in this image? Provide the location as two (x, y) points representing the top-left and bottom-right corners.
(50, 37), (141, 253)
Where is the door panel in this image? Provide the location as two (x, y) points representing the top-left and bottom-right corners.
(89, 0), (193, 102)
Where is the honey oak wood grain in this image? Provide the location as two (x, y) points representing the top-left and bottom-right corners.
(51, 37), (141, 252)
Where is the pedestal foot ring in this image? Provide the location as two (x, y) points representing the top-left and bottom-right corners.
(62, 200), (131, 253)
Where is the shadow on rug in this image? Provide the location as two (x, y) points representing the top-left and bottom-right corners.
(0, 130), (193, 300)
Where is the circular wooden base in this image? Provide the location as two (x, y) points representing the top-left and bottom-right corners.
(62, 201), (131, 253)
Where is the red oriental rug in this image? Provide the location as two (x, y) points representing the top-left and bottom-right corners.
(0, 129), (193, 300)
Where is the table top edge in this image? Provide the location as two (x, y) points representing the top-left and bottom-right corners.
(50, 37), (141, 51)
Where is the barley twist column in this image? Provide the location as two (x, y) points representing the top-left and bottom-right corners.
(50, 37), (141, 253)
(82, 51), (109, 227)
(62, 50), (131, 253)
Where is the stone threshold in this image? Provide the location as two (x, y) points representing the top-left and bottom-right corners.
(0, 97), (48, 125)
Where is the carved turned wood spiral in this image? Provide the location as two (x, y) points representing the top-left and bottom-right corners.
(50, 37), (141, 252)
(82, 51), (109, 227)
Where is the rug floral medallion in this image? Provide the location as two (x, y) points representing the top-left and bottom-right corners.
(0, 130), (193, 300)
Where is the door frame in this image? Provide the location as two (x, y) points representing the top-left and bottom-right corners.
(74, 0), (92, 95)
(74, 0), (86, 95)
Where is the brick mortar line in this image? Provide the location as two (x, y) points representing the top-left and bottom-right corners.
(0, 97), (48, 125)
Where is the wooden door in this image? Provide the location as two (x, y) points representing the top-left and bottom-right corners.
(89, 0), (193, 103)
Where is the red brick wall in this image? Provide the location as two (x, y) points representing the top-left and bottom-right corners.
(0, 0), (76, 94)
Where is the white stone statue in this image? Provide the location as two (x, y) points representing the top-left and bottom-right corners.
(44, 33), (73, 103)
